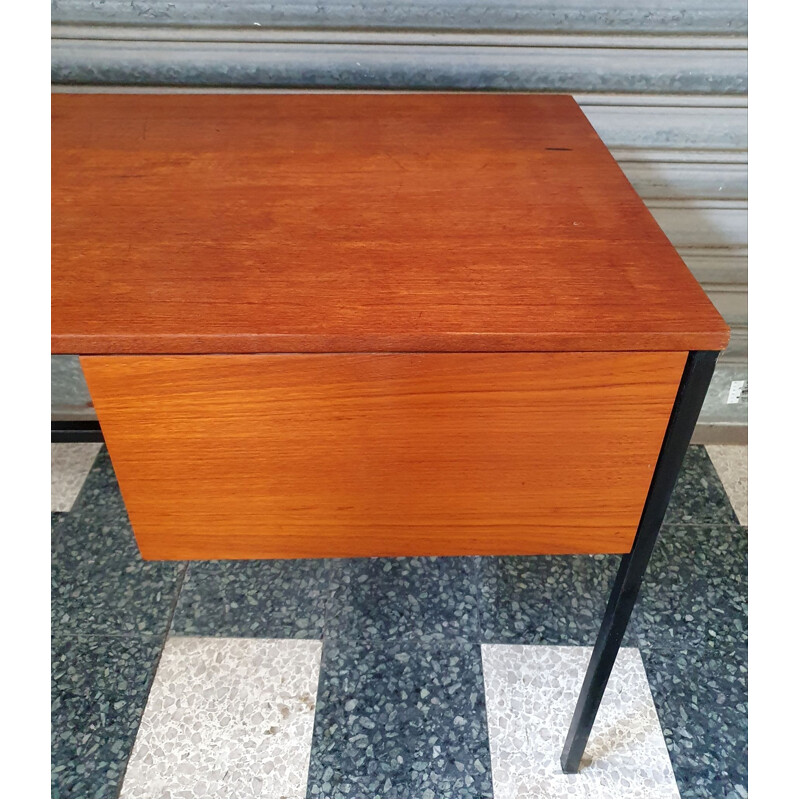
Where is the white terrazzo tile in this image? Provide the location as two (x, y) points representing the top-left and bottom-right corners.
(482, 644), (679, 799)
(706, 444), (748, 525)
(121, 637), (322, 799)
(51, 442), (102, 512)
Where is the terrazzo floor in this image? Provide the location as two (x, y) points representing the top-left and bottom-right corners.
(51, 444), (747, 799)
(482, 646), (678, 799)
(51, 442), (102, 512)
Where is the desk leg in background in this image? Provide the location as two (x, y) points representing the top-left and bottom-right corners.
(560, 350), (718, 774)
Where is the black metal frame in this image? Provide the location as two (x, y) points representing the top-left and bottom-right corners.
(560, 350), (718, 773)
(51, 420), (104, 443)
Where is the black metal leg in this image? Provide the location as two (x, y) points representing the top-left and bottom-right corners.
(560, 350), (718, 773)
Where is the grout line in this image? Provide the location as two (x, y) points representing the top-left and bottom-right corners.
(51, 630), (169, 642)
(305, 637), (329, 798)
(319, 556), (341, 644)
(475, 642), (496, 800)
(114, 562), (189, 799)
(473, 555), (485, 645)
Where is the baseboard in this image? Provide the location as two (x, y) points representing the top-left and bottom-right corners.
(691, 423), (747, 445)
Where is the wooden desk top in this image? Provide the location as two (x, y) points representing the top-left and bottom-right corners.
(52, 93), (728, 354)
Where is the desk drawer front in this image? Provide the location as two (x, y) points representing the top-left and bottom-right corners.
(81, 352), (685, 560)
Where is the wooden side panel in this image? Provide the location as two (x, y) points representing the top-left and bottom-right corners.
(81, 352), (686, 560)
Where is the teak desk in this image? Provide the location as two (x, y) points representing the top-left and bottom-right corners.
(52, 93), (729, 772)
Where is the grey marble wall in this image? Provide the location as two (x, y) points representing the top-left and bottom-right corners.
(51, 355), (94, 419)
(51, 1), (748, 33)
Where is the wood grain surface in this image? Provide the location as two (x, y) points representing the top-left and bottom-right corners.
(81, 351), (686, 560)
(53, 93), (728, 354)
